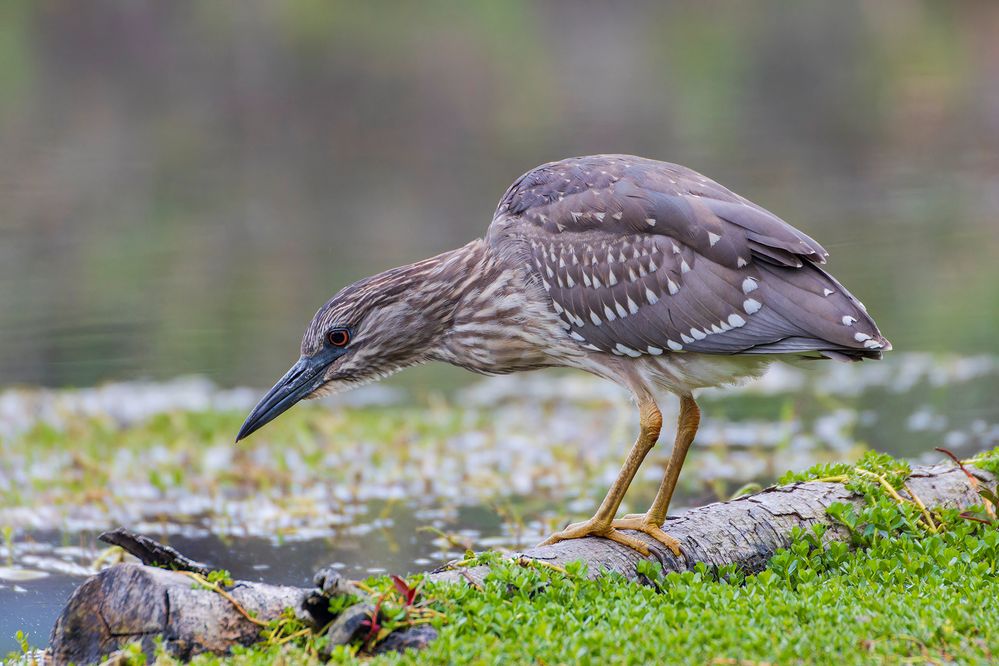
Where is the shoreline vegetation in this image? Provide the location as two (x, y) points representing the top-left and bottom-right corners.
(29, 449), (999, 664)
(1, 359), (997, 663)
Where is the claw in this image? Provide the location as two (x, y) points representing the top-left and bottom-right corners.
(611, 515), (682, 556)
(539, 518), (651, 556)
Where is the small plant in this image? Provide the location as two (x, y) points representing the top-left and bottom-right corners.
(205, 568), (235, 587)
(15, 630), (30, 654)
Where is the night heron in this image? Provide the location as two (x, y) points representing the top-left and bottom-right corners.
(237, 155), (890, 556)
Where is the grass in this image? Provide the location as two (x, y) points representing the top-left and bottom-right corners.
(38, 449), (995, 666)
(2, 366), (997, 664)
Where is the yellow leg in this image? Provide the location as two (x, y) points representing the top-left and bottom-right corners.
(539, 397), (662, 555)
(612, 394), (700, 556)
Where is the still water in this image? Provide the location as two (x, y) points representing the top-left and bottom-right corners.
(1, 355), (997, 654)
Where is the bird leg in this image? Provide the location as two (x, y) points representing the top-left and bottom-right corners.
(612, 394), (700, 556)
(539, 397), (662, 556)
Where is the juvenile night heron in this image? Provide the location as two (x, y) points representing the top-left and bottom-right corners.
(237, 155), (890, 556)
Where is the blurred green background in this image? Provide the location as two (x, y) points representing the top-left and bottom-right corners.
(1, 1), (997, 389)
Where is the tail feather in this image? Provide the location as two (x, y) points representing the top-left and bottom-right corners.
(756, 261), (890, 360)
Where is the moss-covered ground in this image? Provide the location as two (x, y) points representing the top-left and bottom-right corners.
(21, 451), (992, 666)
(2, 362), (997, 664)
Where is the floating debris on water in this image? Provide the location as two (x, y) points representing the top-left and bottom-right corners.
(0, 567), (49, 582)
(0, 352), (995, 581)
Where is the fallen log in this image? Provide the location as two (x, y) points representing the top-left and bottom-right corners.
(435, 462), (994, 585)
(48, 462), (994, 664)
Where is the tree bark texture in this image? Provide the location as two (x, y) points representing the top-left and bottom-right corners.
(434, 462), (993, 585)
(47, 462), (994, 664)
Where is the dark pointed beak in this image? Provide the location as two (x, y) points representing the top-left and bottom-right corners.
(236, 356), (328, 442)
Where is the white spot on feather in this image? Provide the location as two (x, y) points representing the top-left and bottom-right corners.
(647, 346), (663, 355)
(667, 278), (679, 295)
(681, 259), (691, 274)
(728, 313), (746, 328)
(615, 301), (628, 318)
(680, 333), (694, 344)
(864, 339), (883, 349)
(590, 310), (603, 326)
(645, 218), (656, 226)
(743, 298), (762, 314)
(737, 257), (748, 268)
(823, 288), (835, 296)
(854, 332), (871, 342)
(627, 296), (639, 315)
(708, 232), (721, 246)
(842, 316), (856, 326)
(570, 331), (585, 342)
(616, 344), (642, 358)
(690, 328), (707, 340)
(667, 340), (683, 351)
(594, 212), (605, 222)
(645, 288), (659, 305)
(742, 277), (758, 294)
(603, 305), (617, 322)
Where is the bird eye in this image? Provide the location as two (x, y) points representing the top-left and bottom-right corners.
(326, 329), (350, 347)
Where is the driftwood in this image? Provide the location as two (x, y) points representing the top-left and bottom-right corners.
(48, 462), (993, 665)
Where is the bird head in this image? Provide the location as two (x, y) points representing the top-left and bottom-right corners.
(236, 265), (448, 441)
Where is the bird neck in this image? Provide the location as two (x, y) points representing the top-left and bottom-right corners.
(358, 238), (570, 375)
(422, 239), (576, 373)
(415, 238), (503, 327)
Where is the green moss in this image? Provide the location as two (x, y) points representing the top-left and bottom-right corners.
(9, 446), (999, 664)
(968, 450), (999, 477)
(132, 459), (999, 666)
(167, 517), (999, 665)
(778, 449), (911, 489)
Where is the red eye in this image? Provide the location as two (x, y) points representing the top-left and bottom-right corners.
(327, 329), (350, 347)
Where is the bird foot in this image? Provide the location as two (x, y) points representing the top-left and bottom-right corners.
(610, 515), (681, 556)
(538, 518), (652, 556)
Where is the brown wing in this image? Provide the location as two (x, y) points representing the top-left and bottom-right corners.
(488, 155), (890, 359)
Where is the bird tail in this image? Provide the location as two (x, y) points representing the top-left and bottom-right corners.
(747, 261), (891, 361)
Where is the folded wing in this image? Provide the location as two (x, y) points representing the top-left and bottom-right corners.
(489, 155), (889, 359)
